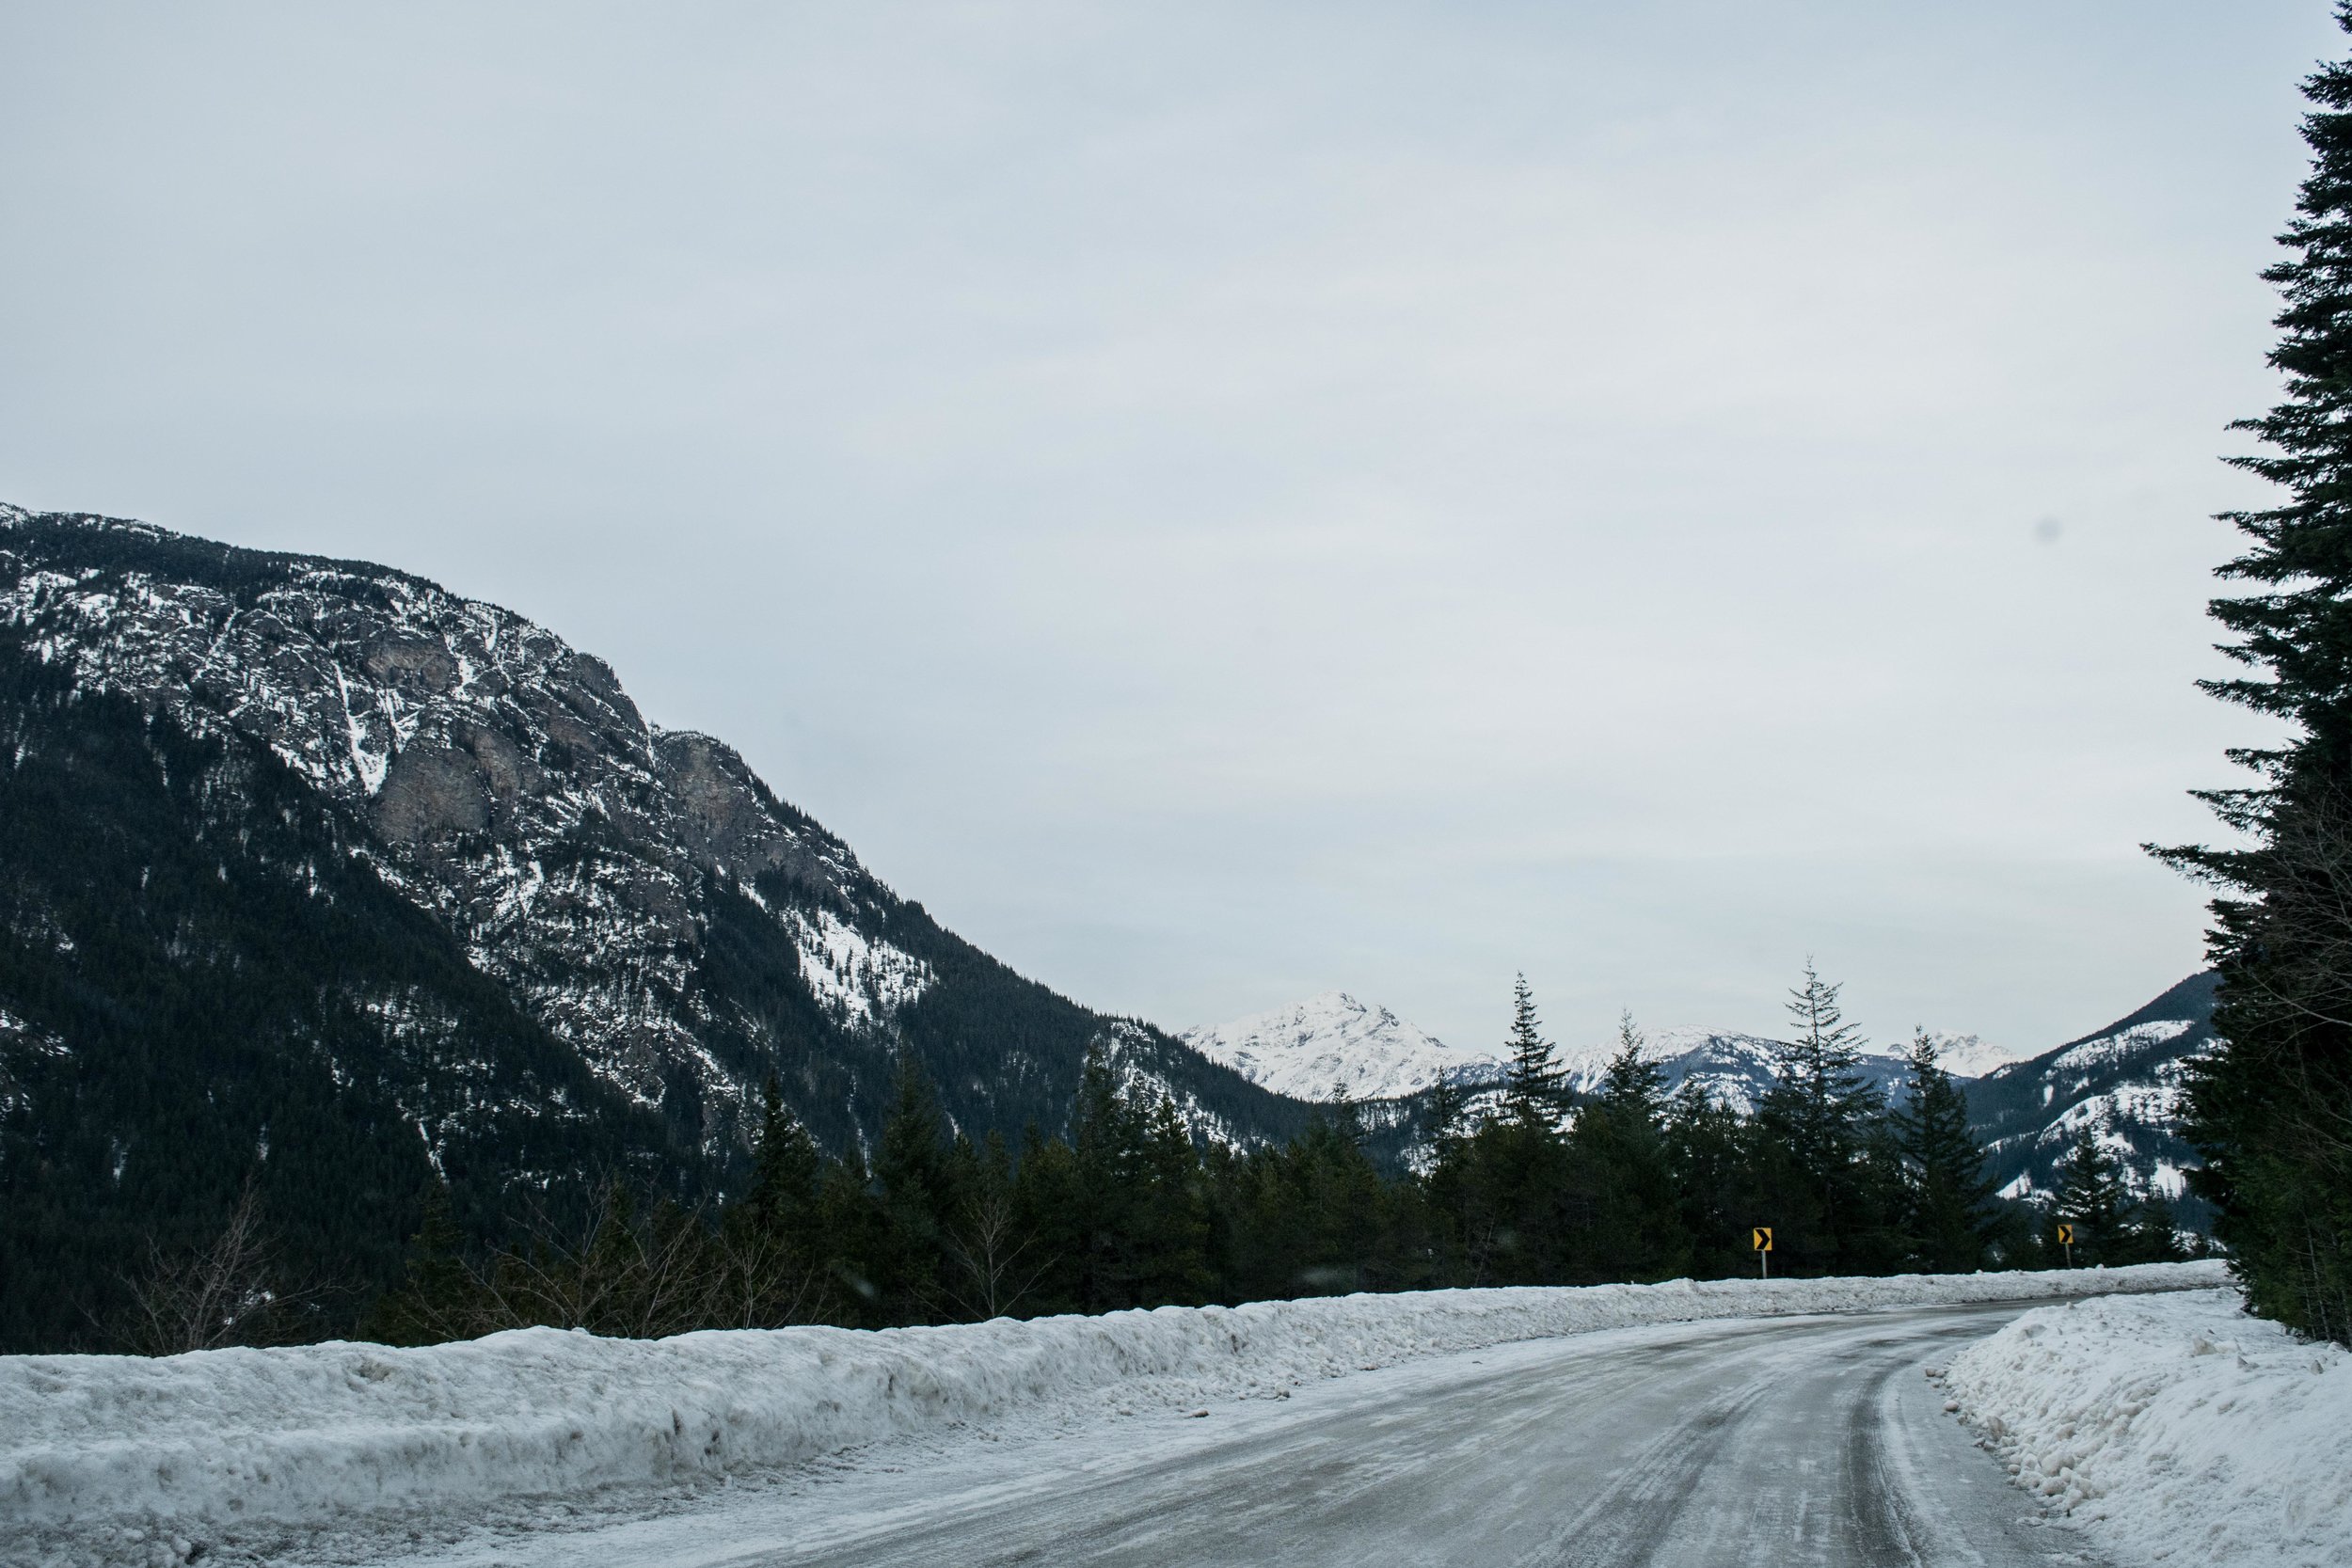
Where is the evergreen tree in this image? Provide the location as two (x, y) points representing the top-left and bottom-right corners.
(1661, 1076), (1751, 1275)
(1500, 974), (1568, 1130)
(365, 1182), (481, 1345)
(746, 1077), (825, 1236)
(814, 1147), (889, 1323)
(1422, 1072), (1469, 1162)
(2157, 3), (2352, 1346)
(937, 1130), (1041, 1321)
(1757, 962), (1887, 1272)
(1126, 1091), (1216, 1305)
(1010, 1123), (1087, 1314)
(1890, 1031), (1998, 1273)
(1218, 1113), (1393, 1298)
(1566, 1012), (1687, 1282)
(1595, 1011), (1667, 1131)
(723, 1077), (834, 1325)
(2052, 1127), (2132, 1266)
(2120, 1186), (2189, 1266)
(1062, 1048), (1211, 1310)
(875, 1059), (953, 1322)
(1416, 1072), (1478, 1285)
(1328, 1079), (1367, 1148)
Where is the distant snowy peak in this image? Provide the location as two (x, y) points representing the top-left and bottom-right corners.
(1171, 981), (2032, 1117)
(1918, 1030), (2031, 1080)
(1178, 991), (1499, 1102)
(1561, 1027), (1917, 1117)
(1182, 995), (1976, 1113)
(1565, 1029), (1786, 1117)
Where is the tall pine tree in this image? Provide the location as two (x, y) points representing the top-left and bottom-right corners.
(2161, 3), (2352, 1345)
(1501, 974), (1568, 1130)
(1890, 1032), (1997, 1273)
(1757, 962), (1887, 1271)
(1595, 1011), (1668, 1130)
(2052, 1127), (2132, 1267)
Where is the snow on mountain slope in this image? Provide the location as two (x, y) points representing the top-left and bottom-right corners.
(1179, 991), (1499, 1101)
(1558, 1027), (1915, 1116)
(1966, 974), (2217, 1210)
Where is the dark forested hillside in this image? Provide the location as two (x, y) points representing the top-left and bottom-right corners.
(1965, 974), (2216, 1224)
(0, 642), (693, 1349)
(0, 505), (1318, 1350)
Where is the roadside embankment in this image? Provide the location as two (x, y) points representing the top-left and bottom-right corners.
(1943, 1283), (2348, 1568)
(5, 1260), (2224, 1560)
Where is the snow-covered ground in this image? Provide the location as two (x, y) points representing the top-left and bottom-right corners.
(1942, 1286), (2351, 1568)
(3, 1263), (2218, 1564)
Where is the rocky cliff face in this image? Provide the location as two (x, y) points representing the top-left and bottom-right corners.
(0, 506), (1313, 1345)
(1, 506), (937, 1144)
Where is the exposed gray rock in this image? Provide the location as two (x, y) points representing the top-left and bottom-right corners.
(0, 502), (1317, 1180)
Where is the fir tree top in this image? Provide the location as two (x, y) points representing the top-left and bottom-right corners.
(2210, 0), (2352, 764)
(1596, 1010), (1667, 1130)
(1781, 960), (1867, 1069)
(1501, 972), (1568, 1129)
(1761, 961), (1883, 1183)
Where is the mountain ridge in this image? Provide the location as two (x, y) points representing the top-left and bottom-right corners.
(0, 504), (1327, 1349)
(1179, 976), (2220, 1220)
(1966, 972), (2217, 1214)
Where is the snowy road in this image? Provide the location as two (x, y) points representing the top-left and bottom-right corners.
(400, 1300), (2084, 1568)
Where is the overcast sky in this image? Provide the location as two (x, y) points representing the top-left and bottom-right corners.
(1, 3), (2336, 1059)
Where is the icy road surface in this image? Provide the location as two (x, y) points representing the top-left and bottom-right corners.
(392, 1301), (2083, 1568)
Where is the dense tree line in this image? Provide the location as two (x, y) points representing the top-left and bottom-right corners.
(357, 968), (2183, 1345)
(2161, 4), (2352, 1348)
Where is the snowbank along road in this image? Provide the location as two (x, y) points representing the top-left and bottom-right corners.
(5, 1264), (2229, 1567)
(1947, 1288), (2350, 1568)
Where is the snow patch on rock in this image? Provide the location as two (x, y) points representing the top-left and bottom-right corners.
(787, 907), (931, 1025)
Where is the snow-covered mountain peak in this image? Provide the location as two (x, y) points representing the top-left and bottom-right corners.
(1559, 1028), (1784, 1115)
(1918, 1030), (2031, 1080)
(1177, 991), (1499, 1101)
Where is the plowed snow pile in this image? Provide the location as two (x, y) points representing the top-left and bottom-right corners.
(5, 1262), (2220, 1560)
(1945, 1286), (2351, 1568)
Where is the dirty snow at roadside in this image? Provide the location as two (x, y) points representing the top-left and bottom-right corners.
(4, 1262), (2220, 1566)
(1943, 1285), (2352, 1568)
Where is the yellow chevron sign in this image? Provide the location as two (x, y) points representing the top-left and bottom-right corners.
(1753, 1227), (1772, 1251)
(2057, 1224), (2074, 1245)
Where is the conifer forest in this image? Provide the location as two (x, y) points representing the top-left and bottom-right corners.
(348, 969), (2185, 1350)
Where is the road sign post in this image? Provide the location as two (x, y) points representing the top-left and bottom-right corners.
(1753, 1227), (1772, 1280)
(2057, 1222), (2074, 1268)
